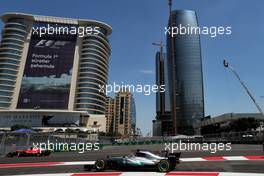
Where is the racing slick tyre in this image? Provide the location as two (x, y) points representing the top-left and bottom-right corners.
(94, 159), (106, 171)
(169, 162), (176, 171)
(157, 159), (171, 172)
(43, 150), (51, 156)
(40, 150), (51, 156)
(6, 152), (16, 157)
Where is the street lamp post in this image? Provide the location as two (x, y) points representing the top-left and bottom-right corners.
(223, 59), (264, 116)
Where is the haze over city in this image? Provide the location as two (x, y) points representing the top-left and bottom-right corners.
(1, 0), (264, 135)
(0, 1), (264, 176)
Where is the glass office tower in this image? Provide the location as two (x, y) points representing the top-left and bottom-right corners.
(154, 51), (172, 136)
(167, 10), (204, 135)
(156, 51), (165, 115)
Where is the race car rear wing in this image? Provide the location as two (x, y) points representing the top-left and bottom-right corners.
(161, 150), (181, 158)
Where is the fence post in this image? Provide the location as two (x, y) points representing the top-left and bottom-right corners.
(0, 133), (6, 154)
(26, 134), (31, 149)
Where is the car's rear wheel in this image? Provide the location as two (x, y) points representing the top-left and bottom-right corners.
(157, 159), (171, 172)
(94, 159), (106, 171)
(45, 151), (51, 156)
(6, 152), (16, 157)
(169, 162), (176, 171)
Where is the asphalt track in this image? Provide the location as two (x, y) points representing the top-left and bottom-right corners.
(0, 144), (263, 175)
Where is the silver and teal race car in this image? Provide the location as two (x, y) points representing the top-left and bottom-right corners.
(84, 150), (181, 172)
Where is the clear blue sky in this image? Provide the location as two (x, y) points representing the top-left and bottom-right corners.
(1, 0), (264, 135)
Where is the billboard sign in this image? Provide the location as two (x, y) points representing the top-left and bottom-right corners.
(17, 22), (77, 109)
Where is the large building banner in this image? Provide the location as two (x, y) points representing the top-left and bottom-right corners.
(17, 22), (77, 109)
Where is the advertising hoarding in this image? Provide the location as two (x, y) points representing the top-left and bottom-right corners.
(17, 22), (77, 109)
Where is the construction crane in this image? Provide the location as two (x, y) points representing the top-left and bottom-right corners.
(223, 59), (264, 116)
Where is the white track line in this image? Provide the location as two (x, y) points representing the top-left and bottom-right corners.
(218, 173), (264, 176)
(8, 172), (264, 176)
(63, 161), (95, 165)
(223, 156), (247, 161)
(180, 157), (206, 162)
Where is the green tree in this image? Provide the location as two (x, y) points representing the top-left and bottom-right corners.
(230, 118), (259, 132)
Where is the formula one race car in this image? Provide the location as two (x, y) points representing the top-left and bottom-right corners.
(6, 147), (51, 157)
(84, 150), (181, 172)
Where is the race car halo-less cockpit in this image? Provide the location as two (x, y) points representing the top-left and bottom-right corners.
(84, 149), (181, 172)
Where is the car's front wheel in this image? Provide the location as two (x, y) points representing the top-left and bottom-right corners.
(84, 164), (92, 171)
(157, 159), (171, 172)
(94, 159), (106, 171)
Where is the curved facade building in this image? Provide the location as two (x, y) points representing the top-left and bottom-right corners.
(76, 28), (111, 114)
(0, 13), (111, 128)
(0, 18), (27, 108)
(167, 10), (204, 135)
